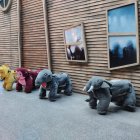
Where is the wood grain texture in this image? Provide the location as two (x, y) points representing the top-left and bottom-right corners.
(0, 0), (19, 68)
(46, 0), (140, 105)
(20, 0), (48, 69)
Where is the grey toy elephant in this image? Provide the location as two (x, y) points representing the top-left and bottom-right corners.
(83, 76), (136, 115)
(35, 69), (72, 102)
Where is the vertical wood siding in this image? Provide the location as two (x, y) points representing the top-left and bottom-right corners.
(21, 0), (48, 69)
(47, 0), (140, 105)
(0, 0), (19, 68)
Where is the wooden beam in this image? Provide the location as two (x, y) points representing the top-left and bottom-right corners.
(17, 0), (21, 67)
(42, 0), (51, 70)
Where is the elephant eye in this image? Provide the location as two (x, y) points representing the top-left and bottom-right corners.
(44, 73), (47, 76)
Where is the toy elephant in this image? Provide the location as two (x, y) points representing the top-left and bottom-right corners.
(35, 69), (72, 102)
(0, 64), (16, 91)
(83, 76), (136, 115)
(16, 68), (40, 93)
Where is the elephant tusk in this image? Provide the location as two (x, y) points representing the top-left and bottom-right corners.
(87, 86), (93, 92)
(83, 86), (86, 91)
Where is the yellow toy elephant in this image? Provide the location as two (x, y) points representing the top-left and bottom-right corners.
(0, 64), (16, 91)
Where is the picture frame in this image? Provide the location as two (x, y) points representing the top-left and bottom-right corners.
(106, 1), (139, 70)
(63, 23), (87, 62)
(0, 0), (12, 12)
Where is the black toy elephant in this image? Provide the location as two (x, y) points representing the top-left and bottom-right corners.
(83, 76), (136, 115)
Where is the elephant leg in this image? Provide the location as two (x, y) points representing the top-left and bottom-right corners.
(48, 90), (61, 102)
(3, 82), (6, 89)
(123, 105), (136, 112)
(5, 83), (13, 91)
(24, 88), (31, 93)
(48, 82), (61, 102)
(115, 101), (124, 107)
(86, 91), (94, 102)
(39, 85), (47, 99)
(48, 93), (61, 102)
(63, 75), (72, 96)
(57, 88), (62, 94)
(85, 98), (90, 102)
(24, 86), (32, 93)
(16, 82), (22, 92)
(24, 79), (33, 93)
(87, 92), (97, 109)
(113, 96), (125, 107)
(89, 97), (97, 109)
(123, 86), (136, 112)
(96, 88), (111, 115)
(97, 99), (110, 115)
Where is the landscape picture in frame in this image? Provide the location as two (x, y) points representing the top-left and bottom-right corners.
(108, 3), (136, 33)
(107, 2), (139, 70)
(109, 36), (137, 68)
(64, 23), (87, 62)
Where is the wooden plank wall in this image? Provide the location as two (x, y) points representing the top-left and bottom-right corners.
(0, 0), (19, 68)
(47, 0), (140, 105)
(21, 0), (48, 69)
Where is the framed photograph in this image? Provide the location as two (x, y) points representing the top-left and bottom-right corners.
(107, 1), (139, 70)
(0, 0), (12, 12)
(63, 23), (87, 62)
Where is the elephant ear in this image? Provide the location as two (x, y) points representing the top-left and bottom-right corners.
(100, 80), (112, 88)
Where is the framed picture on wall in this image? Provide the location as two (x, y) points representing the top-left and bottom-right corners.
(106, 1), (139, 70)
(63, 23), (87, 62)
(0, 0), (12, 12)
